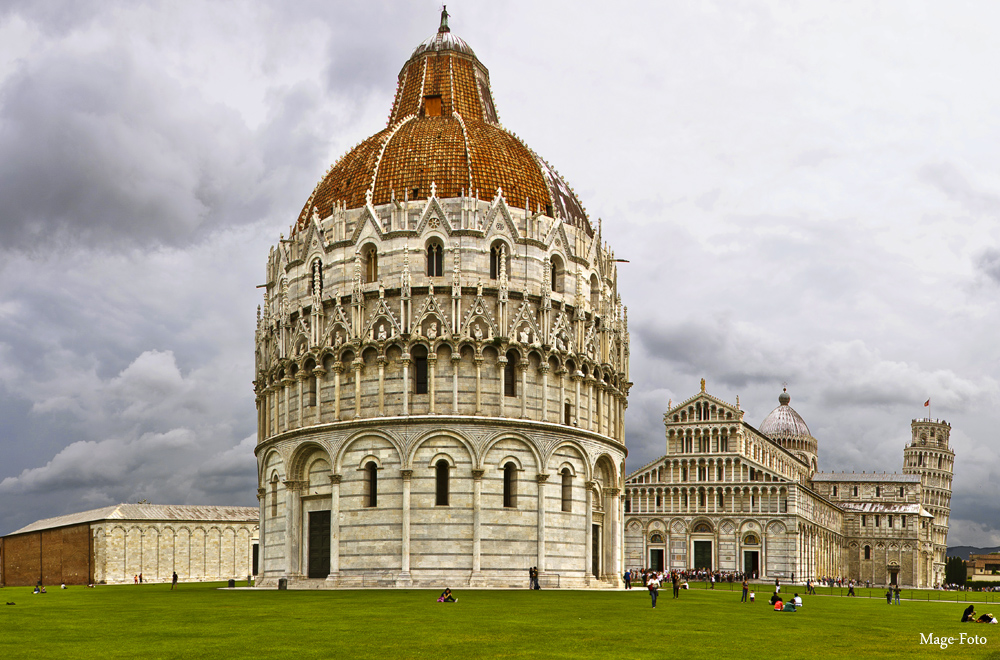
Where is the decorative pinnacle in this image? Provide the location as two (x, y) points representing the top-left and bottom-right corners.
(439, 5), (450, 33)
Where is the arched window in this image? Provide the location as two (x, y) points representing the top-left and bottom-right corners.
(309, 259), (323, 296)
(564, 401), (572, 426)
(550, 254), (564, 292)
(504, 350), (517, 397)
(650, 533), (664, 544)
(364, 246), (378, 283)
(412, 345), (428, 394)
(590, 274), (600, 310)
(743, 534), (759, 545)
(365, 461), (378, 508)
(503, 462), (517, 508)
(864, 545), (871, 560)
(435, 459), (450, 506)
(426, 240), (444, 277)
(561, 468), (572, 512)
(270, 474), (278, 517)
(489, 242), (508, 280)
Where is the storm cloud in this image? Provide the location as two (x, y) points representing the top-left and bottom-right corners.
(1, 1), (999, 547)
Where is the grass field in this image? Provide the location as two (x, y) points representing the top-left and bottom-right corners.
(1, 582), (998, 660)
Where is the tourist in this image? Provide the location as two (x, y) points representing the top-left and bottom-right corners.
(847, 583), (856, 597)
(770, 591), (782, 607)
(437, 588), (457, 603)
(772, 598), (784, 611)
(885, 590), (892, 604)
(962, 604), (977, 622)
(741, 579), (749, 603)
(894, 585), (901, 605)
(749, 590), (755, 603)
(60, 583), (66, 590)
(171, 572), (179, 590)
(672, 572), (680, 599)
(976, 613), (997, 624)
(782, 600), (796, 612)
(793, 593), (802, 607)
(775, 577), (780, 594)
(648, 573), (660, 609)
(624, 569), (632, 589)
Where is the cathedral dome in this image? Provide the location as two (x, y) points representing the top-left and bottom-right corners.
(293, 10), (592, 237)
(759, 388), (811, 441)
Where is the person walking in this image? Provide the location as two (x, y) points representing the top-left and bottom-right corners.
(648, 574), (660, 609)
(171, 572), (178, 590)
(624, 569), (632, 590)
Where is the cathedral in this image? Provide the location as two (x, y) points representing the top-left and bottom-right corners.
(253, 10), (629, 588)
(623, 383), (954, 588)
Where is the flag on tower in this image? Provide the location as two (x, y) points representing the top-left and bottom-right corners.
(924, 399), (930, 407)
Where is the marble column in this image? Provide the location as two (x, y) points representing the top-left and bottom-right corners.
(401, 356), (410, 415)
(585, 481), (595, 582)
(398, 469), (413, 586)
(283, 480), (304, 578)
(353, 361), (363, 418)
(313, 368), (325, 425)
(537, 474), (549, 574)
(428, 354), (437, 414)
(333, 364), (343, 420)
(539, 365), (549, 422)
(326, 475), (341, 582)
(498, 357), (507, 417)
(451, 353), (460, 412)
(471, 469), (485, 585)
(256, 487), (266, 578)
(377, 356), (386, 416)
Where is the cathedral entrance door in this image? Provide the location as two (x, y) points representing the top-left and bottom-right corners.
(889, 566), (899, 586)
(649, 549), (664, 572)
(592, 524), (601, 579)
(694, 540), (712, 571)
(308, 510), (331, 578)
(743, 550), (759, 576)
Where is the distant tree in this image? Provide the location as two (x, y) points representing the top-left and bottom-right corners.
(945, 556), (966, 586)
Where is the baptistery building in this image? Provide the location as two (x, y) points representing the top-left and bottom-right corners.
(253, 11), (629, 588)
(623, 383), (954, 588)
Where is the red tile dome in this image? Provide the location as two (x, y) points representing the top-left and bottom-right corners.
(295, 11), (592, 236)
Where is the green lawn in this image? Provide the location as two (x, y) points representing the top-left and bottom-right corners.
(0, 582), (998, 660)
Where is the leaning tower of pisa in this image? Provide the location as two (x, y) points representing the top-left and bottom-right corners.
(902, 418), (954, 588)
(251, 10), (629, 589)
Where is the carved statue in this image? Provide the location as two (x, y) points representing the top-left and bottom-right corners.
(427, 322), (438, 340)
(473, 323), (484, 341)
(519, 326), (530, 344)
(335, 331), (343, 347)
(378, 324), (387, 341)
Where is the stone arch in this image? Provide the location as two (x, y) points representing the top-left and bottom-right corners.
(479, 430), (542, 473)
(259, 448), (286, 484)
(593, 453), (619, 489)
(287, 441), (331, 481)
(335, 429), (404, 473)
(408, 428), (477, 469)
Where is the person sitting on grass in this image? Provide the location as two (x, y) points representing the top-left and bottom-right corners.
(962, 604), (976, 622)
(977, 613), (997, 624)
(772, 598), (784, 611)
(769, 592), (782, 606)
(792, 593), (802, 607)
(782, 600), (797, 612)
(437, 588), (457, 603)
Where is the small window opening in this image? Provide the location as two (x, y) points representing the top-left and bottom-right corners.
(503, 462), (517, 508)
(413, 345), (428, 394)
(364, 246), (378, 283)
(561, 469), (572, 512)
(504, 350), (517, 397)
(427, 242), (444, 277)
(424, 95), (442, 116)
(270, 475), (278, 518)
(864, 546), (871, 560)
(435, 459), (450, 506)
(564, 401), (572, 426)
(365, 461), (378, 508)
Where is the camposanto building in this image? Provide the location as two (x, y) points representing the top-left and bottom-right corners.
(623, 383), (954, 588)
(253, 11), (629, 588)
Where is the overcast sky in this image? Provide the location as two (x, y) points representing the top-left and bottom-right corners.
(1, 1), (998, 547)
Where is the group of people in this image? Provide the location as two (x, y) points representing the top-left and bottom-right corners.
(527, 567), (541, 590)
(770, 592), (803, 612)
(884, 585), (902, 604)
(962, 605), (998, 623)
(642, 571), (687, 608)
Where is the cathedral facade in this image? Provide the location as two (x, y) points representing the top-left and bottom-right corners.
(253, 12), (629, 589)
(623, 384), (953, 588)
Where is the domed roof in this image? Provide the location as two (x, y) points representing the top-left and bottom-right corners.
(759, 388), (812, 441)
(294, 11), (592, 236)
